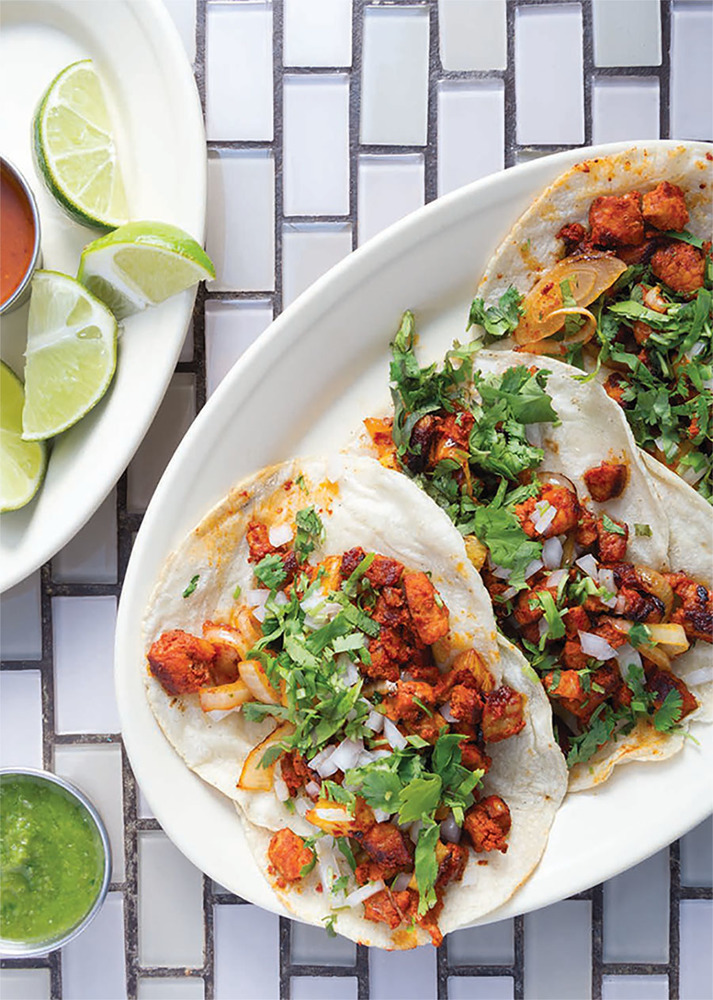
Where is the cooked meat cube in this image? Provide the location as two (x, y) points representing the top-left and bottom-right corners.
(459, 741), (492, 773)
(633, 320), (653, 345)
(450, 684), (484, 727)
(576, 506), (600, 549)
(384, 681), (437, 723)
(557, 221), (587, 254)
(429, 410), (475, 467)
(481, 685), (526, 743)
(592, 621), (629, 650)
(279, 751), (314, 798)
(410, 713), (450, 744)
(405, 414), (440, 474)
(463, 796), (511, 853)
(644, 662), (698, 719)
(666, 575), (713, 643)
(515, 484), (580, 539)
(561, 639), (590, 671)
(602, 372), (631, 408)
(512, 582), (559, 626)
(147, 629), (216, 695)
(408, 660), (441, 685)
(365, 636), (401, 682)
(597, 516), (629, 563)
(435, 840), (469, 888)
(362, 889), (413, 929)
(641, 181), (689, 232)
(360, 823), (413, 875)
(449, 649), (496, 694)
(564, 605), (591, 637)
(403, 572), (450, 645)
(373, 586), (410, 630)
(651, 242), (705, 295)
(246, 521), (275, 562)
(268, 828), (314, 882)
(589, 192), (644, 247)
(341, 546), (366, 578)
(584, 461), (628, 502)
(616, 586), (665, 624)
(367, 554), (405, 588)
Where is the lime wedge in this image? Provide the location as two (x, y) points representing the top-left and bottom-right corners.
(78, 221), (215, 320)
(22, 271), (118, 441)
(0, 361), (46, 511)
(33, 59), (129, 230)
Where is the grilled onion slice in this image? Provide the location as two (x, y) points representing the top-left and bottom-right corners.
(238, 721), (295, 790)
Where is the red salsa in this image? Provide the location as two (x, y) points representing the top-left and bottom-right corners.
(0, 162), (36, 305)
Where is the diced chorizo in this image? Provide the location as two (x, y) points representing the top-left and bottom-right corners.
(564, 605), (591, 637)
(561, 639), (590, 671)
(576, 506), (600, 549)
(147, 629), (216, 695)
(596, 516), (629, 563)
(651, 242), (705, 295)
(449, 684), (484, 727)
(367, 554), (405, 588)
(360, 824), (413, 876)
(463, 796), (511, 853)
(403, 572), (450, 645)
(384, 681), (437, 724)
(404, 414), (440, 474)
(268, 828), (314, 882)
(584, 461), (628, 502)
(589, 192), (644, 247)
(515, 485), (580, 539)
(280, 751), (314, 798)
(481, 686), (526, 743)
(435, 840), (469, 888)
(641, 182), (689, 232)
(363, 889), (410, 929)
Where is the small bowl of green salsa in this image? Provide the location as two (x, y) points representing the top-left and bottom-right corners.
(0, 768), (111, 956)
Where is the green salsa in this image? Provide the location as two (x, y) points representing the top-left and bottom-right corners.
(0, 774), (106, 943)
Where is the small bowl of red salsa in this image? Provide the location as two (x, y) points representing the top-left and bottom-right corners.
(0, 768), (111, 956)
(0, 157), (42, 315)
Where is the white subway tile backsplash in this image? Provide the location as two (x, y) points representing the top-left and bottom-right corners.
(0, 572), (42, 660)
(283, 75), (350, 216)
(448, 918), (514, 965)
(439, 0), (507, 71)
(205, 3), (273, 141)
(681, 816), (713, 887)
(138, 980), (205, 1000)
(671, 5), (713, 141)
(292, 977), (358, 1000)
(592, 78), (660, 144)
(207, 151), (275, 293)
(54, 744), (125, 882)
(602, 975), (669, 1000)
(61, 892), (126, 1000)
(0, 969), (51, 1000)
(525, 900), (592, 1000)
(139, 831), (205, 967)
(127, 374), (196, 513)
(370, 945), (437, 1000)
(53, 489), (118, 584)
(284, 0), (352, 67)
(53, 596), (119, 735)
(205, 300), (274, 397)
(0, 670), (42, 770)
(282, 223), (353, 307)
(214, 904), (280, 1000)
(680, 900), (713, 1000)
(449, 978), (514, 1000)
(592, 0), (661, 68)
(437, 82), (504, 196)
(361, 5), (430, 146)
(516, 4), (584, 145)
(358, 155), (424, 246)
(292, 921), (357, 965)
(603, 848), (669, 963)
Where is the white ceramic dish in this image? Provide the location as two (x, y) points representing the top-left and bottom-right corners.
(0, 0), (206, 593)
(116, 140), (713, 924)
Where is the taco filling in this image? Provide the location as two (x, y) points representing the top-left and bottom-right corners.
(469, 149), (713, 503)
(364, 314), (711, 777)
(143, 457), (566, 946)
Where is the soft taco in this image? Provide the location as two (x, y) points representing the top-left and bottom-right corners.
(468, 143), (713, 504)
(142, 454), (567, 948)
(362, 315), (713, 790)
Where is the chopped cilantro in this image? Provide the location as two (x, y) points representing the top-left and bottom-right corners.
(601, 513), (626, 536)
(322, 914), (338, 937)
(182, 574), (199, 598)
(397, 775), (442, 824)
(467, 286), (524, 339)
(661, 229), (705, 249)
(233, 583), (242, 600)
(535, 590), (566, 640)
(634, 523), (652, 537)
(254, 553), (287, 590)
(653, 689), (684, 732)
(294, 506), (325, 562)
(414, 820), (441, 915)
(627, 623), (652, 649)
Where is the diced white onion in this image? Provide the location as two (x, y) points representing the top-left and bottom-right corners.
(295, 796), (310, 817)
(579, 630), (617, 661)
(373, 808), (391, 823)
(246, 588), (270, 609)
(274, 591), (289, 607)
(542, 536), (564, 570)
(525, 423), (544, 448)
(305, 780), (321, 799)
(597, 567), (618, 607)
(615, 643), (642, 675)
(440, 812), (462, 844)
(269, 523), (293, 547)
(500, 586), (518, 601)
(309, 745), (339, 778)
(491, 564), (512, 580)
(525, 558), (544, 580)
(682, 667), (713, 686)
(337, 655), (360, 687)
(546, 569), (568, 589)
(392, 873), (413, 892)
(383, 717), (408, 750)
(538, 618), (549, 639)
(327, 738), (364, 774)
(343, 880), (385, 908)
(439, 702), (457, 723)
(575, 554), (600, 581)
(532, 503), (557, 535)
(680, 464), (706, 486)
(316, 837), (343, 900)
(365, 709), (385, 733)
(274, 771), (290, 802)
(408, 820), (423, 844)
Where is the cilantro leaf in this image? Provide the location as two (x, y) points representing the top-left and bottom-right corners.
(601, 513), (626, 536)
(467, 287), (524, 339)
(254, 553), (287, 590)
(182, 574), (199, 598)
(397, 775), (442, 824)
(294, 506), (324, 562)
(653, 689), (684, 732)
(534, 590), (566, 640)
(414, 820), (441, 915)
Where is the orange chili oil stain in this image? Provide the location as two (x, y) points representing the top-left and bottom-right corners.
(0, 163), (36, 305)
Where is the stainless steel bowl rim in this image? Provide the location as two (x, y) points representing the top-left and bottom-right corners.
(0, 155), (42, 315)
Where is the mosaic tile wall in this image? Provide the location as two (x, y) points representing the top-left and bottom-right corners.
(1, 1), (712, 998)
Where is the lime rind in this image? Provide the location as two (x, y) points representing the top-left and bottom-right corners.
(33, 59), (128, 231)
(0, 362), (47, 512)
(21, 271), (118, 441)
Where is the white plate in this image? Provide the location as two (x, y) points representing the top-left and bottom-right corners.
(0, 0), (206, 593)
(116, 140), (713, 924)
